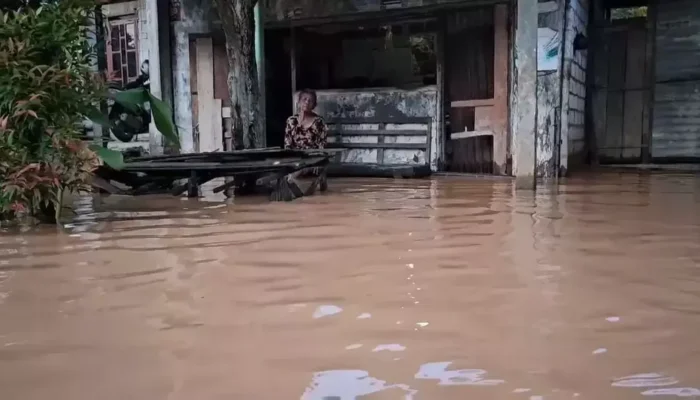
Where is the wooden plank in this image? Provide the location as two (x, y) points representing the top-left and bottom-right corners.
(327, 117), (432, 125)
(591, 27), (611, 161)
(642, 0), (657, 162)
(601, 29), (628, 159)
(376, 122), (385, 164)
(212, 98), (223, 152)
(326, 142), (426, 150)
(436, 14), (446, 168)
(492, 3), (509, 174)
(450, 98), (496, 108)
(212, 40), (231, 106)
(474, 106), (492, 131)
(327, 130), (428, 136)
(196, 37), (216, 153)
(451, 130), (493, 140)
(290, 27), (297, 113)
(604, 91), (625, 160)
(622, 26), (646, 160)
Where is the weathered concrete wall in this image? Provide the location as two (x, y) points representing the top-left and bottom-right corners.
(537, 72), (559, 177)
(511, 0), (538, 188)
(265, 0), (486, 22)
(534, 0), (589, 177)
(306, 86), (439, 170)
(536, 0), (565, 178)
(171, 0), (217, 153)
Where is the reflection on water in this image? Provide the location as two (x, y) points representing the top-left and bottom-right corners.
(415, 361), (505, 386)
(301, 370), (417, 399)
(1, 172), (700, 399)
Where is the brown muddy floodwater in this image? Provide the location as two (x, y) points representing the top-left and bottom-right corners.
(1, 172), (700, 400)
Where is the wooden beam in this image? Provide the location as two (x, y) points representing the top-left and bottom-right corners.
(290, 27), (298, 114)
(451, 130), (493, 140)
(450, 98), (496, 108)
(327, 130), (428, 136)
(492, 4), (509, 175)
(326, 142), (426, 150)
(196, 38), (216, 152)
(255, 2), (267, 147)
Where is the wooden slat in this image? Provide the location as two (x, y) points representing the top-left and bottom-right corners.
(196, 37), (216, 153)
(492, 3), (509, 174)
(622, 25), (646, 160)
(327, 117), (432, 125)
(327, 129), (428, 136)
(451, 130), (493, 140)
(450, 98), (495, 108)
(212, 98), (223, 152)
(326, 142), (426, 150)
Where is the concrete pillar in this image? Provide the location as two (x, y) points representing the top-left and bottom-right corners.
(145, 0), (163, 155)
(254, 1), (266, 147)
(511, 0), (538, 189)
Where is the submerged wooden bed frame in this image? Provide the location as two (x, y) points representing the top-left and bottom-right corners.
(91, 148), (342, 202)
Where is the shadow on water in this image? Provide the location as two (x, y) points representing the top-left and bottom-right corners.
(1, 171), (700, 399)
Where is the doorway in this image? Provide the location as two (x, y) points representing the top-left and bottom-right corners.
(443, 4), (509, 174)
(589, 16), (651, 163)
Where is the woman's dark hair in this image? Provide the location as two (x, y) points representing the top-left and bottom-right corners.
(298, 89), (317, 108)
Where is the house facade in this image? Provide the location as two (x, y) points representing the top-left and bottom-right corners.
(100, 0), (699, 182)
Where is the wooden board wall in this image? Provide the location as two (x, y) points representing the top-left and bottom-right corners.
(590, 19), (650, 163)
(445, 5), (508, 174)
(189, 36), (229, 152)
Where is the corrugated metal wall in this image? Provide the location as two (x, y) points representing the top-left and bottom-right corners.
(653, 0), (700, 160)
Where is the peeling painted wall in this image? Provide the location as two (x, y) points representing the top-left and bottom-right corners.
(537, 72), (559, 177)
(536, 0), (565, 178)
(171, 0), (217, 153)
(305, 86), (439, 170)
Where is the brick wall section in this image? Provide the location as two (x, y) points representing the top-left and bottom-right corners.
(566, 0), (589, 160)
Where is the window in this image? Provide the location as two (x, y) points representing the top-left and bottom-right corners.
(106, 16), (140, 86)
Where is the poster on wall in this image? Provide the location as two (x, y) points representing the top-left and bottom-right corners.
(537, 27), (560, 72)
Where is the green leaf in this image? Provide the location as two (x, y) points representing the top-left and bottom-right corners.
(85, 106), (110, 127)
(146, 91), (180, 149)
(114, 88), (147, 113)
(88, 144), (124, 170)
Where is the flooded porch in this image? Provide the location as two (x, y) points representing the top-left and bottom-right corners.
(1, 172), (700, 399)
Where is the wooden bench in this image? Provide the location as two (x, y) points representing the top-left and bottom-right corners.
(325, 116), (433, 178)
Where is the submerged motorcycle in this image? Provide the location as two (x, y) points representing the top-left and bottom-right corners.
(107, 60), (151, 142)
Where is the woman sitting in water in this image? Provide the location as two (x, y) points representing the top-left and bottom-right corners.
(284, 89), (328, 150)
(283, 89), (328, 195)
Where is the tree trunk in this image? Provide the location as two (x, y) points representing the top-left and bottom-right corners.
(212, 0), (263, 149)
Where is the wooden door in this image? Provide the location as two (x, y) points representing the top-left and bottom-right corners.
(590, 18), (650, 162)
(445, 4), (509, 174)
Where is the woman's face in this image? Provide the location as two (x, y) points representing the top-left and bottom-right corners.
(299, 93), (315, 113)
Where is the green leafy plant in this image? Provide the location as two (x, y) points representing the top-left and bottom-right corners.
(0, 0), (179, 223)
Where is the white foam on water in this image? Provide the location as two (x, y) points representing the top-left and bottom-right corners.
(312, 305), (343, 319)
(415, 361), (505, 386)
(641, 387), (700, 397)
(372, 344), (406, 352)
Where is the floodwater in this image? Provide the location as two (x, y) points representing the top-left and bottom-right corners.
(1, 172), (700, 400)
